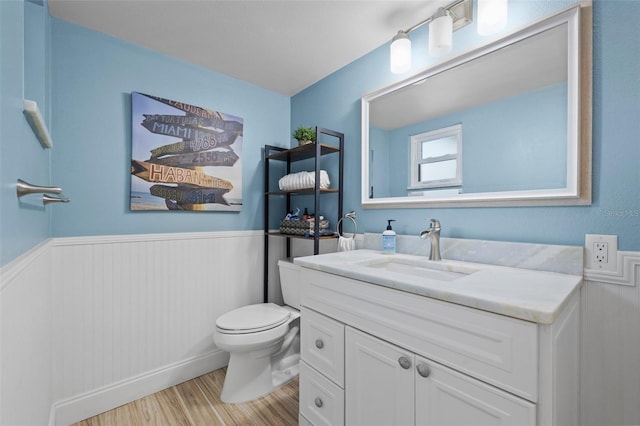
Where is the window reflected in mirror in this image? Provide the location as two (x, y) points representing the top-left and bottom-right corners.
(410, 124), (462, 192)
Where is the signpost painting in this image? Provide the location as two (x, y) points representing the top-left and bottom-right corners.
(130, 92), (243, 211)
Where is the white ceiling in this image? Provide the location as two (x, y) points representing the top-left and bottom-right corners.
(48, 0), (452, 96)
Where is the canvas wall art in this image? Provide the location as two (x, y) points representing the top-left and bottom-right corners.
(130, 92), (243, 211)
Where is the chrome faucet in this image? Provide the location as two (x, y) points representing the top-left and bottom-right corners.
(420, 219), (441, 261)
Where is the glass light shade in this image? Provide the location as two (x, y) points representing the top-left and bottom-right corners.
(477, 0), (508, 35)
(390, 31), (411, 74)
(429, 13), (453, 57)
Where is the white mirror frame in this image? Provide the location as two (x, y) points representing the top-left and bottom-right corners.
(361, 4), (592, 208)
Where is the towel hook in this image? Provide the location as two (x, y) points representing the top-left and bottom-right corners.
(16, 179), (61, 197)
(43, 194), (70, 205)
(17, 179), (70, 205)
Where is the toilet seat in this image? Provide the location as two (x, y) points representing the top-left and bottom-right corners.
(216, 303), (291, 334)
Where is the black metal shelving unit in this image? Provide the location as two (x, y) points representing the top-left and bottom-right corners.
(263, 127), (344, 302)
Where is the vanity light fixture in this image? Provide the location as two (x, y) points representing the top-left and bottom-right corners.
(477, 0), (508, 35)
(390, 30), (412, 74)
(389, 0), (473, 73)
(429, 8), (454, 57)
(390, 0), (509, 73)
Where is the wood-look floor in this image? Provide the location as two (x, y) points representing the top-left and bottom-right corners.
(72, 368), (299, 426)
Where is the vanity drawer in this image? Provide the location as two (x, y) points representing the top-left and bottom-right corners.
(302, 268), (539, 402)
(301, 307), (345, 387)
(300, 361), (344, 426)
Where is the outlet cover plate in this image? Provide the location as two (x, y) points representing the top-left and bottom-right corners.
(585, 234), (618, 271)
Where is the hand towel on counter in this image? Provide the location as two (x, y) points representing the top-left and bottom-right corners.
(278, 170), (330, 191)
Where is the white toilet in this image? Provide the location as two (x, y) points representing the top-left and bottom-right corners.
(213, 260), (302, 403)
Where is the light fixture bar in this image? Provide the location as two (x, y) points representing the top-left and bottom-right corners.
(400, 0), (473, 36)
(449, 0), (473, 30)
(390, 0), (474, 73)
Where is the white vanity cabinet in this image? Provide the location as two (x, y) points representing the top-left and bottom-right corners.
(346, 327), (535, 426)
(298, 267), (581, 426)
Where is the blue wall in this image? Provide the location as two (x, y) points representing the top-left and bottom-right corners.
(292, 0), (640, 251)
(0, 0), (52, 267)
(1, 0), (638, 267)
(49, 19), (290, 237)
(372, 83), (567, 196)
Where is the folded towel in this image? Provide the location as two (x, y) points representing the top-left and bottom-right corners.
(279, 170), (330, 191)
(338, 235), (355, 252)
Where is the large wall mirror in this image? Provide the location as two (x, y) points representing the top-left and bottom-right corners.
(361, 5), (591, 208)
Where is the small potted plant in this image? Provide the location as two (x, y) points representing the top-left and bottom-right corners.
(292, 126), (315, 146)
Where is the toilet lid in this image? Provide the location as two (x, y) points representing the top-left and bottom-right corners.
(216, 303), (291, 333)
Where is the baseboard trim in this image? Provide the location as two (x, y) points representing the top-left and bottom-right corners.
(48, 405), (56, 426)
(52, 349), (230, 426)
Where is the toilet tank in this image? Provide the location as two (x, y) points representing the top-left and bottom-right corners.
(278, 260), (301, 309)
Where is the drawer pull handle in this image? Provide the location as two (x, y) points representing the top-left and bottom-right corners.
(315, 339), (324, 349)
(314, 397), (324, 408)
(398, 356), (411, 369)
(416, 363), (431, 378)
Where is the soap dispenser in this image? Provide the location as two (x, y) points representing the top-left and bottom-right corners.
(382, 219), (396, 254)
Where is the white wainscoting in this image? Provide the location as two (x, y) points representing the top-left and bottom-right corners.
(50, 231), (266, 425)
(580, 251), (640, 426)
(1, 233), (638, 426)
(0, 240), (54, 426)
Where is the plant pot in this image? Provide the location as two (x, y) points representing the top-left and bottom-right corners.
(297, 139), (314, 146)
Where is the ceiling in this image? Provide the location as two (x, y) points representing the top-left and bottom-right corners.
(48, 0), (452, 97)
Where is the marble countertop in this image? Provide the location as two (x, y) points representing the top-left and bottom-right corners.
(294, 249), (583, 324)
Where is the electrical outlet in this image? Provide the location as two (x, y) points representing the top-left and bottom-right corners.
(593, 242), (608, 264)
(585, 234), (618, 271)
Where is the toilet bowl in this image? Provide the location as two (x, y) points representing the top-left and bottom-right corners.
(213, 260), (302, 403)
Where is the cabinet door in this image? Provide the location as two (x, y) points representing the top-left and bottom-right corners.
(414, 355), (536, 426)
(345, 327), (414, 426)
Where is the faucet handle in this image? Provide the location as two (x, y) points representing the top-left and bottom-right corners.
(428, 219), (441, 230)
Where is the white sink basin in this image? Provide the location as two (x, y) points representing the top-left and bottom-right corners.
(359, 257), (478, 282)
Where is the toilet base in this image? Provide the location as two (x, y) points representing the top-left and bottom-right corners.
(220, 350), (300, 403)
(272, 352), (300, 389)
(215, 306), (301, 404)
(221, 347), (273, 403)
